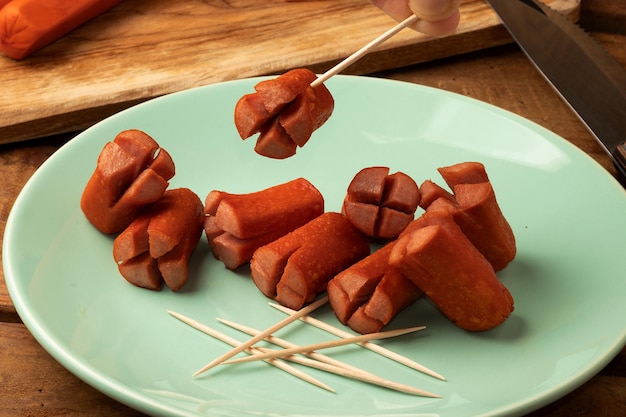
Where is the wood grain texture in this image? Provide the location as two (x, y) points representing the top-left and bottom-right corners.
(0, 322), (145, 417)
(0, 0), (579, 144)
(0, 134), (71, 314)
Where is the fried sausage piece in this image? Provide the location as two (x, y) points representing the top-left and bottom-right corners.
(254, 69), (318, 114)
(343, 167), (420, 240)
(80, 129), (175, 234)
(427, 184), (516, 272)
(158, 221), (204, 291)
(347, 269), (421, 334)
(0, 0), (123, 60)
(234, 68), (334, 159)
(418, 179), (455, 210)
(117, 253), (162, 291)
(438, 161), (489, 186)
(205, 178), (324, 270)
(421, 162), (516, 271)
(455, 182), (516, 271)
(234, 93), (273, 139)
(113, 188), (204, 291)
(328, 243), (394, 324)
(254, 118), (298, 159)
(279, 81), (334, 147)
(327, 242), (423, 334)
(327, 209), (461, 333)
(389, 213), (514, 331)
(250, 212), (370, 310)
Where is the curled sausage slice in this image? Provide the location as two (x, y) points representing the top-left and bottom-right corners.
(113, 188), (204, 291)
(205, 178), (324, 270)
(250, 212), (370, 310)
(418, 179), (455, 210)
(342, 167), (420, 240)
(254, 68), (317, 114)
(234, 68), (334, 159)
(438, 161), (490, 186)
(327, 242), (422, 334)
(80, 129), (175, 234)
(390, 212), (514, 332)
(421, 162), (516, 271)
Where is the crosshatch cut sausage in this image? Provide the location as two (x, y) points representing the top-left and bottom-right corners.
(342, 167), (420, 240)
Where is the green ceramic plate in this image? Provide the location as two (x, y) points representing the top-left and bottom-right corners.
(5, 76), (626, 417)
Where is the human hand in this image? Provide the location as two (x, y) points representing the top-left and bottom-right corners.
(370, 0), (460, 36)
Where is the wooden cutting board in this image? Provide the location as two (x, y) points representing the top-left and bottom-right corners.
(0, 0), (580, 144)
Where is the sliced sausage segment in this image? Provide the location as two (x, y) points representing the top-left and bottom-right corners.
(347, 268), (421, 334)
(234, 68), (334, 159)
(421, 162), (516, 271)
(327, 242), (422, 334)
(80, 129), (175, 234)
(113, 188), (204, 291)
(251, 212), (370, 310)
(204, 178), (324, 270)
(389, 213), (514, 332)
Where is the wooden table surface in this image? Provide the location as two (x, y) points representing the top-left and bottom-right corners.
(1, 0), (625, 415)
(0, 0), (579, 145)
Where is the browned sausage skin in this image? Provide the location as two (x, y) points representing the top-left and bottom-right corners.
(327, 242), (423, 334)
(234, 69), (334, 159)
(204, 178), (324, 270)
(421, 162), (516, 271)
(330, 162), (516, 333)
(251, 212), (370, 310)
(113, 188), (204, 291)
(80, 129), (175, 234)
(347, 268), (421, 334)
(390, 211), (514, 332)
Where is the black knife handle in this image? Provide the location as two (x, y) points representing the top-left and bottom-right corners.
(612, 142), (626, 188)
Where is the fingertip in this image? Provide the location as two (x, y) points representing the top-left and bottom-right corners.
(409, 0), (461, 22)
(412, 10), (460, 37)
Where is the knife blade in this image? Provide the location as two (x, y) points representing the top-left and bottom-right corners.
(485, 0), (626, 185)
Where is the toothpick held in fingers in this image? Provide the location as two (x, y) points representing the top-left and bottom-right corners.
(192, 295), (329, 377)
(222, 325), (425, 365)
(167, 310), (335, 392)
(269, 302), (446, 381)
(311, 14), (419, 88)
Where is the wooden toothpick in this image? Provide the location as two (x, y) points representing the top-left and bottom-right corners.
(217, 317), (440, 397)
(269, 302), (446, 381)
(311, 14), (419, 88)
(192, 295), (329, 377)
(217, 317), (379, 376)
(221, 325), (425, 365)
(167, 310), (335, 392)
(270, 351), (440, 398)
